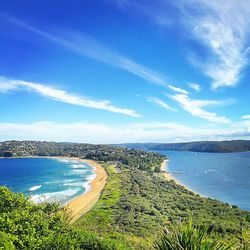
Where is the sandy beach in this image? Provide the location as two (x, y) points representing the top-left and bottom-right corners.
(0, 156), (108, 223)
(65, 158), (107, 223)
(160, 159), (179, 182)
(160, 159), (195, 193)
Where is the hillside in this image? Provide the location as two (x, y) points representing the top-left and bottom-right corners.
(0, 141), (250, 249)
(120, 140), (250, 153)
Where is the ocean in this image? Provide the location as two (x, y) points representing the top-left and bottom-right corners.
(1, 152), (250, 211)
(157, 150), (250, 211)
(0, 157), (95, 205)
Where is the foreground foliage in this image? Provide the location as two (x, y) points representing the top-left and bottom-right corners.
(0, 186), (127, 249)
(154, 221), (232, 250)
(0, 141), (250, 249)
(77, 163), (250, 249)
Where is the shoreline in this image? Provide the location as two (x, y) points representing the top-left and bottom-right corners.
(0, 156), (108, 223)
(160, 159), (196, 194)
(66, 158), (107, 223)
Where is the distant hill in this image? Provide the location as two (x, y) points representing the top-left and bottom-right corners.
(120, 140), (250, 153)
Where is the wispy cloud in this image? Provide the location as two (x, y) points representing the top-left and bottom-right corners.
(182, 0), (250, 89)
(168, 84), (189, 95)
(188, 83), (201, 92)
(0, 76), (140, 117)
(169, 93), (231, 124)
(0, 120), (249, 143)
(0, 13), (236, 123)
(112, 0), (250, 89)
(147, 97), (176, 112)
(1, 13), (188, 94)
(241, 115), (250, 120)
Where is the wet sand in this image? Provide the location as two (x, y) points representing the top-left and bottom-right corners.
(160, 159), (195, 193)
(66, 158), (107, 223)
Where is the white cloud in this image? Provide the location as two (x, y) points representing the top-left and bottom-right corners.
(188, 83), (201, 92)
(179, 0), (250, 89)
(0, 76), (140, 117)
(2, 14), (189, 94)
(112, 0), (250, 89)
(168, 84), (189, 95)
(170, 93), (230, 124)
(241, 115), (250, 120)
(0, 121), (249, 143)
(147, 97), (176, 112)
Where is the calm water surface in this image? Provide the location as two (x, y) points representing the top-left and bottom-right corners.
(156, 150), (250, 211)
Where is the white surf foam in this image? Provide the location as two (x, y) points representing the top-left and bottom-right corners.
(57, 158), (71, 163)
(63, 181), (86, 187)
(71, 164), (87, 169)
(72, 169), (88, 174)
(30, 188), (80, 204)
(29, 185), (42, 191)
(85, 173), (96, 182)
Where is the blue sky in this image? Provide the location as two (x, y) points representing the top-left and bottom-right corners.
(0, 0), (250, 143)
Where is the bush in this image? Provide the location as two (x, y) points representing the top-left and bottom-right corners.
(154, 221), (233, 250)
(0, 186), (120, 249)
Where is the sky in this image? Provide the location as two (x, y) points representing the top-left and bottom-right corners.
(0, 0), (250, 143)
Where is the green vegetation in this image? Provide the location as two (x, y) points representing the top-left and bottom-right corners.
(0, 140), (250, 249)
(0, 141), (164, 172)
(154, 221), (232, 250)
(77, 163), (250, 249)
(121, 140), (250, 153)
(0, 186), (128, 249)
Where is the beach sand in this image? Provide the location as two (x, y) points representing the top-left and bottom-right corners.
(160, 159), (195, 193)
(65, 158), (107, 224)
(1, 156), (108, 223)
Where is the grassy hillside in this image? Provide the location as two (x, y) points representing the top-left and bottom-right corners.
(1, 163), (249, 249)
(76, 163), (250, 249)
(0, 141), (250, 249)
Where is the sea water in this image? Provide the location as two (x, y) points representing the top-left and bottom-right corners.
(157, 150), (250, 211)
(0, 158), (95, 205)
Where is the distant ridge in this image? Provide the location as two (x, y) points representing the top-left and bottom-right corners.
(119, 140), (250, 153)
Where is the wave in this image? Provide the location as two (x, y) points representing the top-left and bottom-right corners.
(64, 181), (87, 187)
(29, 185), (42, 191)
(30, 188), (80, 204)
(72, 169), (88, 174)
(44, 179), (76, 185)
(85, 173), (96, 182)
(57, 158), (71, 163)
(63, 174), (96, 192)
(71, 164), (88, 169)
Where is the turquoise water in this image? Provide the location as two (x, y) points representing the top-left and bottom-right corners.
(0, 158), (95, 204)
(156, 150), (250, 211)
(1, 152), (249, 211)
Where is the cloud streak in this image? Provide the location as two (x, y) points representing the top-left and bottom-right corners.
(148, 97), (176, 112)
(188, 83), (201, 92)
(0, 77), (140, 117)
(0, 121), (249, 143)
(1, 13), (188, 94)
(182, 0), (250, 89)
(112, 0), (250, 89)
(241, 115), (250, 120)
(0, 13), (235, 124)
(169, 93), (231, 124)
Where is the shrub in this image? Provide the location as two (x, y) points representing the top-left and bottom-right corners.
(154, 220), (233, 250)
